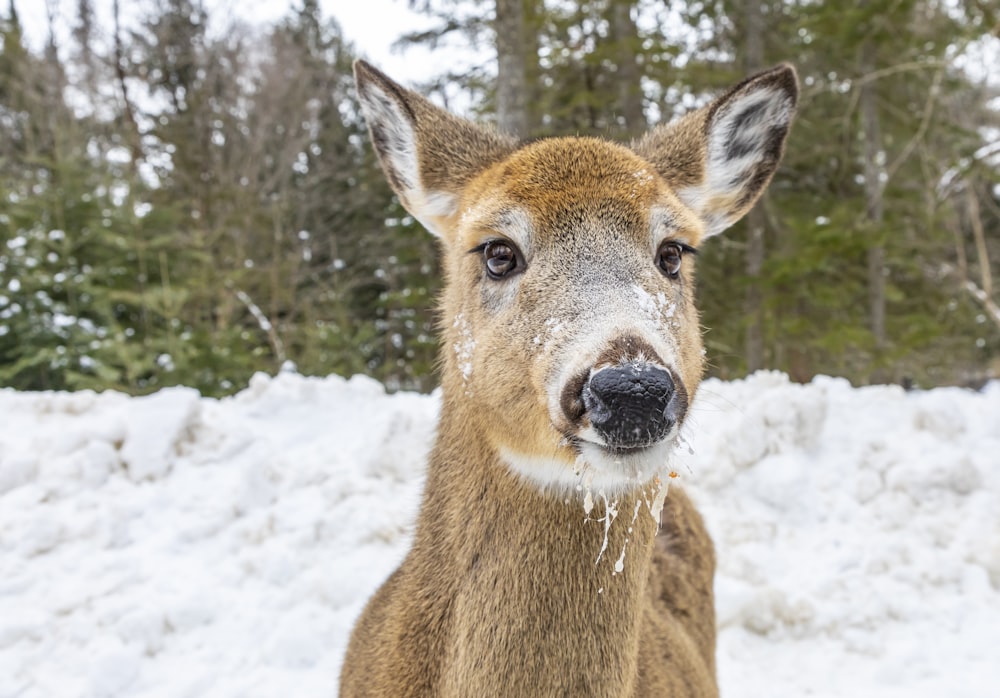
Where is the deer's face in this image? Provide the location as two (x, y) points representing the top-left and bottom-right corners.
(441, 139), (708, 492)
(354, 60), (797, 495)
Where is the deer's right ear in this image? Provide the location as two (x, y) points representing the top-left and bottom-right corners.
(354, 60), (516, 238)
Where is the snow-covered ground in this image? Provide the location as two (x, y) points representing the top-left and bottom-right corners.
(1, 370), (998, 697)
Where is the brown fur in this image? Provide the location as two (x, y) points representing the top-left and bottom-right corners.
(341, 60), (797, 697)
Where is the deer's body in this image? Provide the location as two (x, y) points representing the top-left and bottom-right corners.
(343, 416), (715, 697)
(342, 61), (797, 697)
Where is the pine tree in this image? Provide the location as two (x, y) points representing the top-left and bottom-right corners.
(0, 3), (194, 391)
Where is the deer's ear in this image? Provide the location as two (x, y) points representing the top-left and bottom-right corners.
(353, 60), (516, 238)
(634, 64), (798, 237)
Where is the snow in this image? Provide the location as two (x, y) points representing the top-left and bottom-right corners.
(2, 370), (999, 697)
(451, 313), (475, 382)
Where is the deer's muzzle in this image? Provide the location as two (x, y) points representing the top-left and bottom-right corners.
(579, 363), (684, 453)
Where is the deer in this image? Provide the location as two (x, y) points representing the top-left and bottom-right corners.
(341, 59), (797, 697)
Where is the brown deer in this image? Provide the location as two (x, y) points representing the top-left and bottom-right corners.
(341, 60), (797, 697)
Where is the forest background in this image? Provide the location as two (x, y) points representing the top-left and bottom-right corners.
(0, 0), (998, 397)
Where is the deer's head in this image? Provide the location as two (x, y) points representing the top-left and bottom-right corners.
(355, 61), (797, 495)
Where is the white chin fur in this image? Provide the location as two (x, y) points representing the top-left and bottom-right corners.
(500, 437), (676, 498)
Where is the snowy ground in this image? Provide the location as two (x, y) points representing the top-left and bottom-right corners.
(1, 370), (998, 697)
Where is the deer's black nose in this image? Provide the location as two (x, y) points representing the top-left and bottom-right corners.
(581, 364), (679, 452)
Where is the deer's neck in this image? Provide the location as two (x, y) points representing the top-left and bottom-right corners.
(411, 407), (662, 696)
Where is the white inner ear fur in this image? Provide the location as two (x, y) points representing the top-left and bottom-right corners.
(357, 83), (459, 238)
(409, 191), (458, 237)
(358, 86), (420, 192)
(677, 86), (793, 237)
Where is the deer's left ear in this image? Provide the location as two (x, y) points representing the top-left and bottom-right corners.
(634, 64), (798, 237)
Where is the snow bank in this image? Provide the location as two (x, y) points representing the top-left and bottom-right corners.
(685, 373), (1000, 697)
(1, 371), (998, 697)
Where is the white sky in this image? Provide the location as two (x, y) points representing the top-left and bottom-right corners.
(13, 0), (998, 123)
(14, 0), (467, 85)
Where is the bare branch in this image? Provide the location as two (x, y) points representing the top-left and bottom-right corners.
(231, 286), (287, 363)
(966, 187), (992, 298)
(884, 67), (943, 183)
(963, 280), (1000, 332)
(112, 0), (144, 167)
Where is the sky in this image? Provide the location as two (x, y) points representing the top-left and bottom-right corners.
(15, 1), (1000, 101)
(14, 0), (459, 84)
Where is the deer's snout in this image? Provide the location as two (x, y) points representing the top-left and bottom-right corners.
(577, 363), (684, 452)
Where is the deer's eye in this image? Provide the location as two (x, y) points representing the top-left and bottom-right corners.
(656, 241), (691, 279)
(483, 240), (520, 279)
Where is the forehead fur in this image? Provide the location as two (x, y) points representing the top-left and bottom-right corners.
(460, 137), (703, 243)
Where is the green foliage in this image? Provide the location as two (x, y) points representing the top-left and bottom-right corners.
(0, 0), (997, 395)
(671, 0), (1000, 386)
(0, 153), (187, 392)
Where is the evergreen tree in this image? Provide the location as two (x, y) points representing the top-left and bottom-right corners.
(0, 1), (995, 394)
(0, 4), (193, 391)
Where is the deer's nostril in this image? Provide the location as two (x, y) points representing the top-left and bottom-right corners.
(559, 369), (589, 424)
(582, 364), (679, 451)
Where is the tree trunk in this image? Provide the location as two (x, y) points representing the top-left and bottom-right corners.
(608, 0), (644, 136)
(742, 0), (766, 373)
(860, 37), (887, 370)
(495, 0), (530, 135)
